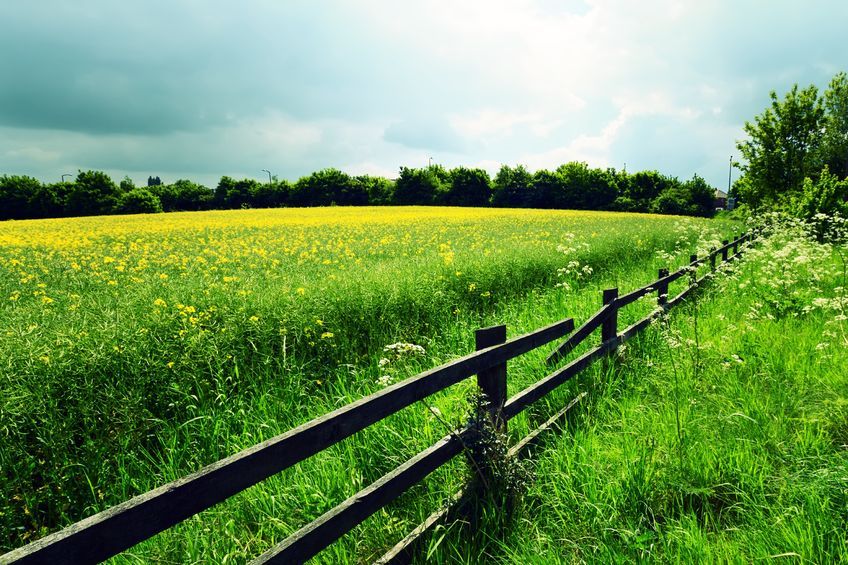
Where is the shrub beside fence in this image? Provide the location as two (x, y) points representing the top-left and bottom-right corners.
(1, 233), (754, 565)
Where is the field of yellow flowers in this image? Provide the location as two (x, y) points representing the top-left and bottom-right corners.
(0, 206), (727, 560)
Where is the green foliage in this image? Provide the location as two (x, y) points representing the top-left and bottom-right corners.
(821, 72), (848, 179)
(445, 167), (491, 207)
(28, 182), (72, 219)
(0, 211), (727, 556)
(653, 174), (715, 217)
(794, 167), (848, 234)
(394, 166), (446, 205)
(556, 162), (618, 210)
(66, 170), (121, 216)
(119, 176), (135, 193)
(152, 179), (214, 212)
(626, 170), (676, 210)
(737, 83), (826, 208)
(357, 175), (394, 205)
(430, 219), (848, 563)
(0, 175), (41, 220)
(0, 161), (719, 221)
(115, 188), (163, 214)
(215, 176), (258, 209)
(251, 180), (291, 208)
(492, 164), (533, 207)
(291, 168), (366, 206)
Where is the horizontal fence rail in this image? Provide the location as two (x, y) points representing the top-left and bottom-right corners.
(2, 232), (754, 565)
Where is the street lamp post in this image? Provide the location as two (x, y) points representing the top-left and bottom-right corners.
(261, 169), (272, 185)
(61, 173), (72, 183)
(727, 155), (732, 195)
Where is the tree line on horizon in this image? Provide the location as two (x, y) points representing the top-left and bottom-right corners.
(0, 162), (717, 221)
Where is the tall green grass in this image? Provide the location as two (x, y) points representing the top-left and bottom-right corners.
(0, 208), (733, 561)
(426, 217), (848, 563)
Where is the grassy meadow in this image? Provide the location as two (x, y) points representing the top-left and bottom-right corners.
(1, 206), (738, 561)
(426, 218), (848, 563)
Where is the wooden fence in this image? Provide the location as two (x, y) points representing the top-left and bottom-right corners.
(1, 233), (754, 565)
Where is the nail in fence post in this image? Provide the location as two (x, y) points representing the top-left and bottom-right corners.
(709, 247), (717, 271)
(721, 240), (729, 262)
(475, 325), (507, 432)
(601, 288), (618, 344)
(657, 268), (669, 306)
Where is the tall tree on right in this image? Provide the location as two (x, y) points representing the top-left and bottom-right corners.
(821, 72), (848, 180)
(736, 84), (824, 208)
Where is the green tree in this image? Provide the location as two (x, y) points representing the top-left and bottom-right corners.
(492, 165), (533, 207)
(651, 174), (713, 217)
(446, 167), (491, 206)
(682, 174), (715, 217)
(116, 188), (163, 214)
(252, 179), (291, 208)
(530, 169), (565, 208)
(29, 181), (72, 218)
(153, 180), (214, 211)
(622, 170), (674, 211)
(0, 175), (41, 220)
(796, 165), (848, 220)
(214, 176), (258, 208)
(555, 162), (618, 210)
(120, 176), (135, 193)
(737, 84), (824, 208)
(393, 166), (445, 205)
(290, 168), (364, 206)
(67, 170), (121, 216)
(821, 72), (848, 180)
(356, 175), (394, 205)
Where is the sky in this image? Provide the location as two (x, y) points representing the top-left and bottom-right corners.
(1, 0), (847, 190)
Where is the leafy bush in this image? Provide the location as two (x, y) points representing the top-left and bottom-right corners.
(116, 188), (163, 214)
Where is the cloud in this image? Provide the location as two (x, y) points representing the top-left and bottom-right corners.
(384, 118), (467, 153)
(1, 0), (847, 190)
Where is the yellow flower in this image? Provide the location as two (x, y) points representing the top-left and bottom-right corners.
(249, 315), (259, 323)
(153, 298), (167, 307)
(321, 332), (334, 339)
(296, 287), (306, 295)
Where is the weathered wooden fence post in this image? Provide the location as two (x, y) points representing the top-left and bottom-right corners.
(732, 235), (739, 255)
(601, 288), (618, 344)
(475, 325), (507, 432)
(709, 247), (717, 271)
(721, 240), (729, 262)
(657, 268), (669, 306)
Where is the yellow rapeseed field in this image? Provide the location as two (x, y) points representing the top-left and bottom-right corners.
(0, 206), (721, 556)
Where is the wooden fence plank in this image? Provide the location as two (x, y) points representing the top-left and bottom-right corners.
(251, 432), (467, 564)
(3, 317), (575, 564)
(545, 304), (611, 366)
(505, 340), (617, 420)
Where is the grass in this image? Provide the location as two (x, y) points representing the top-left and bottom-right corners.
(424, 217), (848, 563)
(0, 206), (736, 561)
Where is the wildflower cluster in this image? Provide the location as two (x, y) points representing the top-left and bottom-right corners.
(376, 341), (426, 386)
(555, 233), (592, 291)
